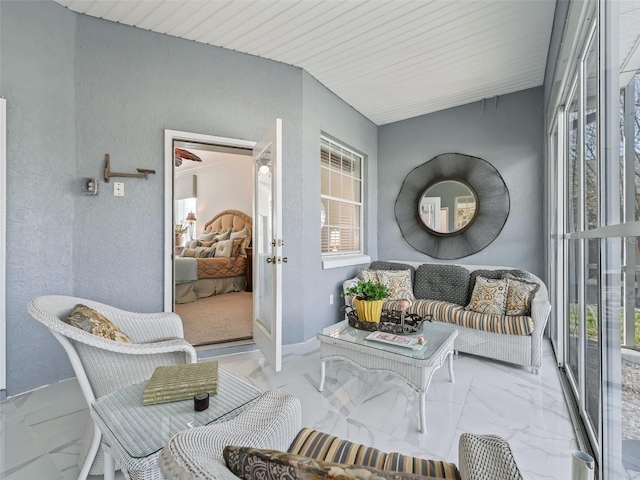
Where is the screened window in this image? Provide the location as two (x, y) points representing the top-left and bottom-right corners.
(320, 137), (363, 256)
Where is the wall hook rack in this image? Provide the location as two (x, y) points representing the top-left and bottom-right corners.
(103, 154), (156, 183)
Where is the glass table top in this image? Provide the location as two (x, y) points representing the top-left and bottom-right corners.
(91, 368), (261, 459)
(317, 321), (457, 360)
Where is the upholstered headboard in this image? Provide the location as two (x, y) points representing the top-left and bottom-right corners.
(203, 210), (252, 236)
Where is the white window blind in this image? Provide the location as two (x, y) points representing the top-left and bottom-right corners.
(320, 136), (363, 256)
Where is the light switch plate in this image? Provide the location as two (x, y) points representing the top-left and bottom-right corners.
(114, 182), (124, 197)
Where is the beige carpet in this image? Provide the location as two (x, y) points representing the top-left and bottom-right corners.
(176, 292), (253, 346)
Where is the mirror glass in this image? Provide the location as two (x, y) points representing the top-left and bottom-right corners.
(418, 180), (477, 234)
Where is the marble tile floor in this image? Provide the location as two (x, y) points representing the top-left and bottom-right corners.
(0, 338), (576, 480)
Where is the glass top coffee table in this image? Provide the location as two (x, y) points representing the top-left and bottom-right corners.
(91, 368), (261, 480)
(316, 321), (457, 434)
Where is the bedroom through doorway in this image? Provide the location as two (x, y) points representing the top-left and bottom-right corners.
(172, 139), (254, 347)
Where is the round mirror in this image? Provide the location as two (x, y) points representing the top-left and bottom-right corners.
(418, 180), (477, 234)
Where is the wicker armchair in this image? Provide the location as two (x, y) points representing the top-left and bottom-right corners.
(159, 391), (523, 480)
(27, 295), (197, 480)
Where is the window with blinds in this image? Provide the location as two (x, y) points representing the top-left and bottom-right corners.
(320, 136), (363, 256)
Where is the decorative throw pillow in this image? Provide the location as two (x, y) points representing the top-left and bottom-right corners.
(185, 239), (199, 249)
(376, 269), (415, 301)
(467, 269), (528, 305)
(502, 273), (539, 316)
(194, 247), (216, 258)
(199, 228), (232, 243)
(358, 269), (379, 283)
(369, 261), (416, 284)
(65, 304), (132, 343)
(230, 238), (245, 258)
(465, 276), (509, 315)
(214, 239), (234, 258)
(223, 447), (439, 480)
(199, 240), (215, 248)
(230, 227), (251, 255)
(181, 248), (196, 257)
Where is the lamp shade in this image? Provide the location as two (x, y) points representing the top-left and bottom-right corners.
(186, 212), (196, 222)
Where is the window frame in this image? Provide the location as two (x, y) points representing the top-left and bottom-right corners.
(320, 135), (370, 269)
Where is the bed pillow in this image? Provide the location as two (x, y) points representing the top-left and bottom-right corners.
(185, 239), (198, 249)
(199, 228), (232, 244)
(194, 247), (216, 258)
(465, 276), (509, 315)
(230, 227), (251, 255)
(65, 304), (132, 343)
(214, 239), (234, 258)
(230, 238), (245, 258)
(199, 240), (215, 248)
(181, 248), (196, 257)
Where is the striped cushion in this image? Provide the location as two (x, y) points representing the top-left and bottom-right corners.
(384, 300), (533, 336)
(384, 453), (460, 479)
(288, 428), (460, 480)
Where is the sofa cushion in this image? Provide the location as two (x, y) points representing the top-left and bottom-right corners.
(288, 428), (460, 479)
(384, 299), (533, 335)
(369, 261), (416, 285)
(224, 446), (447, 480)
(414, 264), (470, 306)
(465, 277), (509, 315)
(467, 269), (529, 304)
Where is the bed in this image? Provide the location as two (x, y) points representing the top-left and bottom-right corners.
(174, 210), (252, 304)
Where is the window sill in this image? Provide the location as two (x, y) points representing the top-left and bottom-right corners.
(322, 254), (371, 270)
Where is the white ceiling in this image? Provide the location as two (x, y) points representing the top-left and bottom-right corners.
(54, 0), (557, 125)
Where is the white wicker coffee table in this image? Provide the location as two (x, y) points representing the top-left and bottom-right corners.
(316, 322), (457, 434)
(91, 368), (261, 480)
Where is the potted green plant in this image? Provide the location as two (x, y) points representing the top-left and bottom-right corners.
(343, 280), (389, 323)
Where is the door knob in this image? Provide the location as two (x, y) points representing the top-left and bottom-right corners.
(266, 256), (276, 263)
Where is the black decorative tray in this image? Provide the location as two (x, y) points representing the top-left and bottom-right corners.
(345, 306), (431, 334)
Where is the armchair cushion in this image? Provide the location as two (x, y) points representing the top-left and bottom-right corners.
(223, 447), (444, 480)
(65, 304), (132, 343)
(288, 428), (460, 479)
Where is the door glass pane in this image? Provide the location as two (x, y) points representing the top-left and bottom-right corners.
(568, 238), (580, 387)
(568, 92), (580, 232)
(550, 125), (559, 352)
(585, 238), (600, 438)
(584, 35), (598, 229)
(256, 147), (273, 334)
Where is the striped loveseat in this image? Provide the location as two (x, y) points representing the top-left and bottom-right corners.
(343, 261), (551, 374)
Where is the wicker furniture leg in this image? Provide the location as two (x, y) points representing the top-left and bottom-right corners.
(104, 451), (115, 480)
(448, 351), (455, 382)
(318, 361), (326, 392)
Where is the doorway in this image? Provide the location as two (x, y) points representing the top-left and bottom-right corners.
(164, 131), (255, 348)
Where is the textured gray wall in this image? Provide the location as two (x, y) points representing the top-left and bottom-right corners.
(72, 15), (305, 342)
(0, 1), (77, 394)
(377, 88), (545, 279)
(301, 72), (378, 337)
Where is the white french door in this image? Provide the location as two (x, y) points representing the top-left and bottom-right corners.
(252, 119), (283, 372)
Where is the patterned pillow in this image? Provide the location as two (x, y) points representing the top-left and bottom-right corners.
(223, 447), (440, 480)
(214, 239), (234, 258)
(194, 247), (216, 258)
(185, 239), (199, 249)
(467, 269), (528, 305)
(65, 304), (131, 343)
(376, 270), (415, 301)
(230, 238), (245, 258)
(358, 269), (379, 282)
(199, 240), (215, 248)
(181, 248), (196, 257)
(230, 227), (251, 255)
(199, 228), (232, 243)
(503, 273), (539, 316)
(465, 276), (509, 315)
(369, 261), (416, 285)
